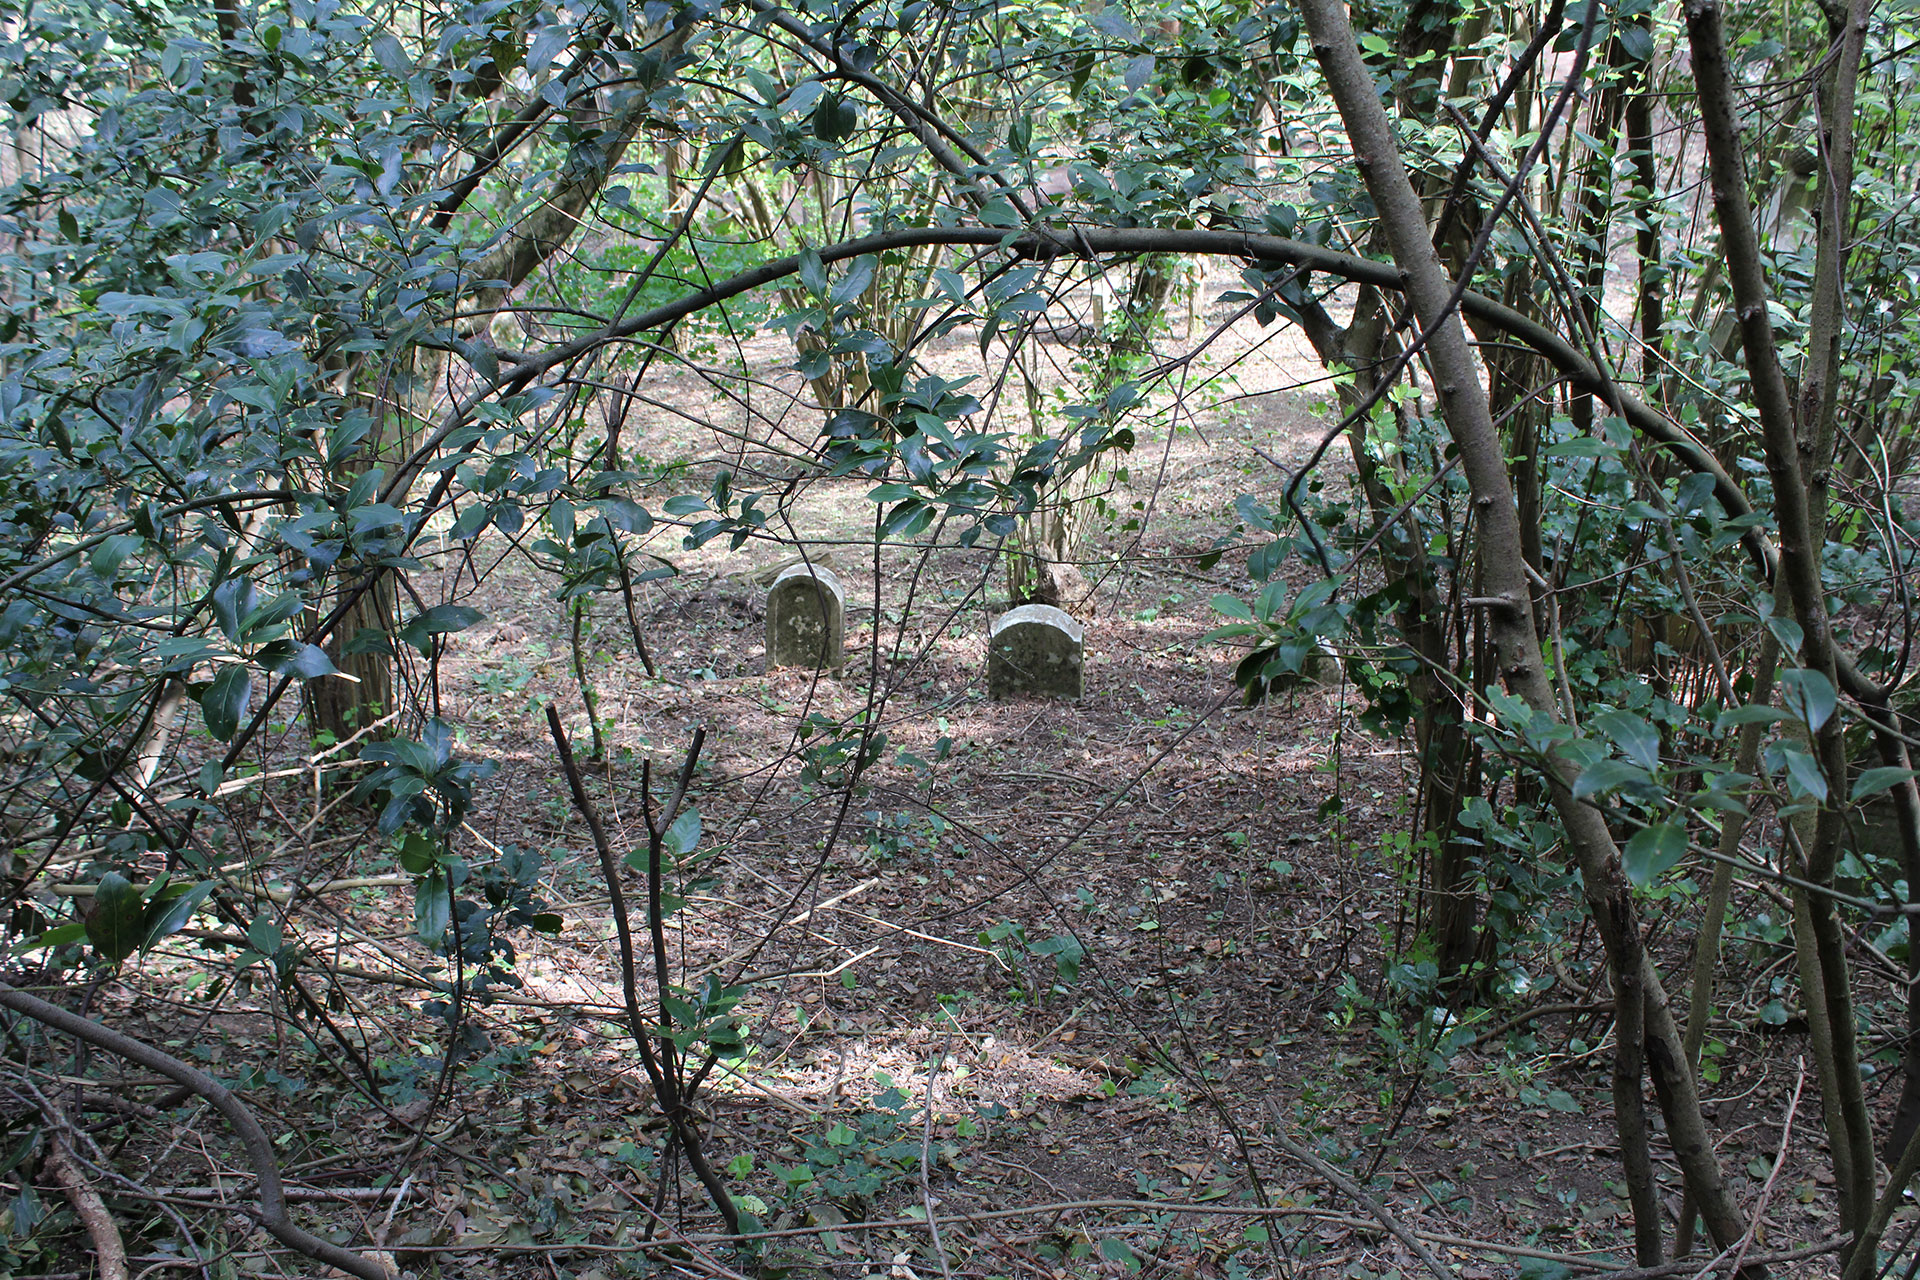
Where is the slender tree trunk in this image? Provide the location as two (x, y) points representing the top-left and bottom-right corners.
(309, 570), (396, 746)
(1296, 0), (1754, 1258)
(1685, 0), (1877, 1253)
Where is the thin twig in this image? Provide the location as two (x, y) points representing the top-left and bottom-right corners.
(1727, 1063), (1804, 1278)
(919, 1025), (958, 1280)
(1262, 1099), (1452, 1280)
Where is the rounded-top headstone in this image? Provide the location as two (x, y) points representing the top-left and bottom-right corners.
(766, 563), (844, 671)
(988, 603), (1084, 701)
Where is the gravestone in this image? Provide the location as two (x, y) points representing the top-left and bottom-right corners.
(766, 564), (844, 671)
(988, 604), (1084, 700)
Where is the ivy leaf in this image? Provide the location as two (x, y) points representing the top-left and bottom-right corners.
(1623, 822), (1688, 888)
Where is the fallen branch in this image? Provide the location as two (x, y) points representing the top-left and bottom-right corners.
(44, 1133), (129, 1280)
(1263, 1098), (1453, 1280)
(0, 982), (390, 1280)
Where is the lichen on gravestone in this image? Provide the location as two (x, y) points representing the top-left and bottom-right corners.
(765, 562), (845, 672)
(987, 603), (1084, 700)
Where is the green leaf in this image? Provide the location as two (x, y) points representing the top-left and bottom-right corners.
(398, 604), (483, 656)
(141, 882), (214, 951)
(1777, 746), (1829, 801)
(602, 499), (652, 534)
(830, 255), (876, 305)
(25, 921), (89, 951)
(1572, 758), (1650, 801)
(1210, 593), (1254, 622)
(398, 832), (439, 874)
(1543, 436), (1622, 458)
(812, 91), (858, 141)
(1779, 668), (1836, 731)
(1853, 767), (1918, 802)
(370, 32), (411, 77)
(1714, 704), (1782, 730)
(408, 603), (482, 636)
(1592, 710), (1660, 771)
(85, 873), (147, 963)
(286, 643), (338, 679)
(664, 808), (702, 860)
(879, 499), (932, 541)
(246, 913), (282, 955)
(1622, 822), (1687, 888)
(201, 664), (252, 742)
(796, 248), (828, 296)
(1617, 23), (1654, 60)
(1098, 1238), (1140, 1270)
(210, 577), (256, 644)
(414, 870), (451, 946)
(1764, 614), (1804, 655)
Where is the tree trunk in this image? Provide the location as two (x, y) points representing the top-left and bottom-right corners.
(308, 569), (395, 747)
(1297, 0), (1755, 1257)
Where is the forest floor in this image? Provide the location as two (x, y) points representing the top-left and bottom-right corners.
(27, 274), (1879, 1279)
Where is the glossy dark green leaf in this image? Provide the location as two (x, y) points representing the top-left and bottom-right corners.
(85, 873), (146, 963)
(1592, 710), (1660, 772)
(1623, 823), (1687, 888)
(201, 664), (252, 742)
(414, 870), (451, 945)
(141, 882), (214, 951)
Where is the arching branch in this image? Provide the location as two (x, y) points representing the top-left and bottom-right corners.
(0, 983), (391, 1280)
(411, 223), (1768, 576)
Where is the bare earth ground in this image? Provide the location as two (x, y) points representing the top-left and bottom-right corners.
(42, 275), (1893, 1279)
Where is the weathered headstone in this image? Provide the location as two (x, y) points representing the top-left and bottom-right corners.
(987, 604), (1084, 700)
(766, 564), (844, 671)
(1302, 641), (1343, 688)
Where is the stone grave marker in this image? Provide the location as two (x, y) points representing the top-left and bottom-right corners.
(766, 563), (844, 671)
(987, 604), (1084, 700)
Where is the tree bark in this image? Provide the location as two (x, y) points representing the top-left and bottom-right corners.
(1293, 0), (1753, 1258)
(1683, 0), (1875, 1249)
